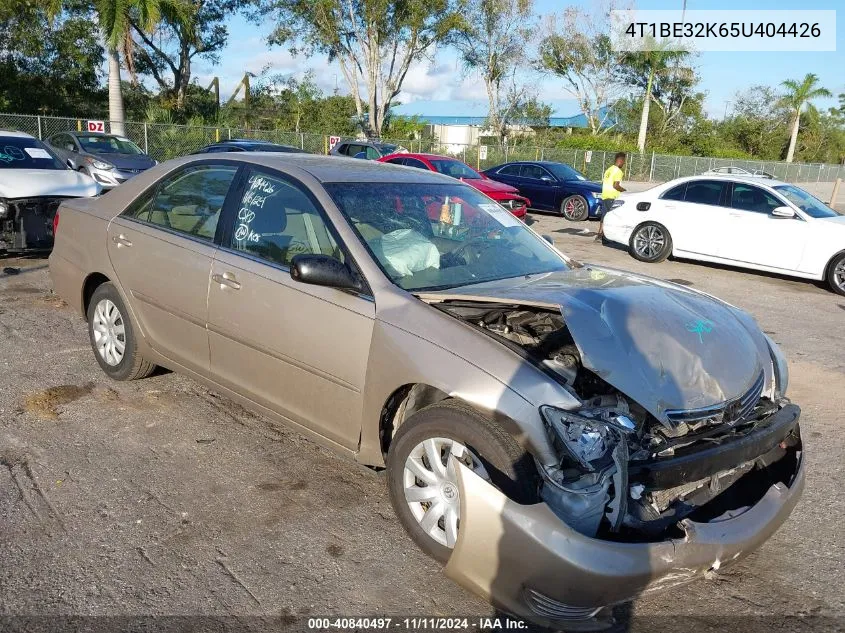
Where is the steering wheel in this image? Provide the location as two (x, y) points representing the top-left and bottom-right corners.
(448, 236), (500, 265)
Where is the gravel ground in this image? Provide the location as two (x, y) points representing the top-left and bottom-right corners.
(1, 211), (844, 632)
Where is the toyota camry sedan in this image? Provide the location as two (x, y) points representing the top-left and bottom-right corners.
(603, 175), (845, 295)
(49, 154), (804, 628)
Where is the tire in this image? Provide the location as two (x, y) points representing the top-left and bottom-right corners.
(386, 400), (538, 563)
(629, 222), (672, 263)
(86, 282), (156, 381)
(827, 252), (845, 296)
(560, 194), (590, 221)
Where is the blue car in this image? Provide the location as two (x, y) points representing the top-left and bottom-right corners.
(483, 161), (603, 221)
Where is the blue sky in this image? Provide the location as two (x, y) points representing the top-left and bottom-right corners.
(193, 0), (843, 120)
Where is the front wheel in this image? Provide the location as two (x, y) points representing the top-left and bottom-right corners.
(386, 400), (538, 563)
(629, 222), (672, 263)
(827, 252), (845, 296)
(560, 194), (590, 221)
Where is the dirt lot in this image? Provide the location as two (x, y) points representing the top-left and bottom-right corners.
(1, 212), (844, 631)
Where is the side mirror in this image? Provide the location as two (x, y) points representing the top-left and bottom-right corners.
(542, 234), (554, 245)
(540, 176), (553, 183)
(290, 254), (362, 291)
(771, 206), (796, 218)
(66, 159), (74, 169)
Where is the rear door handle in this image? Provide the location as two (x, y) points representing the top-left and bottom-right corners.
(211, 272), (241, 290)
(112, 234), (132, 247)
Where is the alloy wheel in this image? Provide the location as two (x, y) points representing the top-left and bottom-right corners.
(834, 259), (845, 293)
(92, 299), (126, 366)
(563, 197), (587, 221)
(633, 225), (666, 259)
(402, 437), (489, 548)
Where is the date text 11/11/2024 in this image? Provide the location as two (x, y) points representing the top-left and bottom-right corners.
(306, 617), (529, 630)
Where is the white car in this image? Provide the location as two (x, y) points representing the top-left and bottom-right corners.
(602, 175), (845, 295)
(0, 130), (100, 252)
(700, 166), (774, 178)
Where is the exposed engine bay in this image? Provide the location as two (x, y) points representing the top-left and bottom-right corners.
(437, 300), (803, 542)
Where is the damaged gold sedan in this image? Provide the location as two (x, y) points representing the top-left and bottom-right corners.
(49, 155), (803, 627)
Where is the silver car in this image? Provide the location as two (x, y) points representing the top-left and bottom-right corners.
(49, 153), (804, 627)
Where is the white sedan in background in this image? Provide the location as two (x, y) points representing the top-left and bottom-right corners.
(602, 176), (845, 295)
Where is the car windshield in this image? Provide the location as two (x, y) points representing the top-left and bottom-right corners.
(0, 137), (66, 170)
(325, 182), (569, 291)
(429, 159), (481, 180)
(543, 163), (586, 181)
(78, 135), (144, 155)
(774, 184), (841, 218)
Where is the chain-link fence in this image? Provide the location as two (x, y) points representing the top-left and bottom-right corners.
(3, 111), (844, 184)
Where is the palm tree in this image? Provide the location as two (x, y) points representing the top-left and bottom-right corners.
(47, 0), (174, 134)
(97, 0), (168, 135)
(622, 39), (691, 153)
(780, 73), (832, 163)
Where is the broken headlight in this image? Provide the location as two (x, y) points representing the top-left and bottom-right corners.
(0, 199), (8, 218)
(763, 333), (789, 398)
(540, 405), (634, 471)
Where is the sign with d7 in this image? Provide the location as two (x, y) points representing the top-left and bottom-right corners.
(86, 120), (105, 133)
(329, 136), (341, 150)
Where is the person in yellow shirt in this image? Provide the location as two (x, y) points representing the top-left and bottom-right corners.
(597, 152), (626, 242)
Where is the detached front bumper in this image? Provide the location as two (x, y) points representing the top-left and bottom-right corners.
(445, 446), (805, 627)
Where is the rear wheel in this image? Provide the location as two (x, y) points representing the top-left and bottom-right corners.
(87, 282), (156, 380)
(560, 194), (590, 221)
(386, 400), (538, 563)
(629, 222), (672, 263)
(827, 252), (845, 296)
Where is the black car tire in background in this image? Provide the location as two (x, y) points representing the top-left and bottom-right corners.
(629, 221), (673, 263)
(560, 194), (590, 221)
(386, 400), (538, 563)
(826, 252), (845, 296)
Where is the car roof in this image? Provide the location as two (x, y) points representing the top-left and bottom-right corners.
(667, 175), (789, 188)
(186, 152), (456, 184)
(0, 130), (36, 139)
(385, 153), (460, 161)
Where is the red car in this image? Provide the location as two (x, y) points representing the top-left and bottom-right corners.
(377, 153), (529, 219)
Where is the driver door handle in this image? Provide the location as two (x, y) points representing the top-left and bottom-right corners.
(212, 272), (241, 290)
(112, 234), (132, 247)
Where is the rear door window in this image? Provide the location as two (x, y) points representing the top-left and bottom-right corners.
(123, 164), (239, 241)
(496, 164), (522, 177)
(683, 180), (727, 207)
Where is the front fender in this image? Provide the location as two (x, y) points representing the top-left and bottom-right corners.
(356, 319), (567, 467)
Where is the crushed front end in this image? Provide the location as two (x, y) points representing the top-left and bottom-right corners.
(437, 300), (804, 625)
(0, 197), (68, 252)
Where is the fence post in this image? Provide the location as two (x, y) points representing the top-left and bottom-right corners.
(830, 178), (841, 206)
(476, 137), (481, 170)
(300, 133), (305, 150)
(649, 152), (655, 181)
(143, 123), (149, 154)
(227, 128), (231, 140)
(36, 116), (42, 139)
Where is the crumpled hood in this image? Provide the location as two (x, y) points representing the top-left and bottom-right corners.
(421, 267), (773, 423)
(0, 169), (100, 198)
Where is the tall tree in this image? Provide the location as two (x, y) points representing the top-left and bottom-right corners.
(93, 0), (175, 133)
(130, 0), (246, 112)
(619, 39), (691, 153)
(451, 0), (535, 141)
(262, 0), (463, 137)
(0, 0), (105, 115)
(780, 73), (832, 163)
(538, 8), (626, 136)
